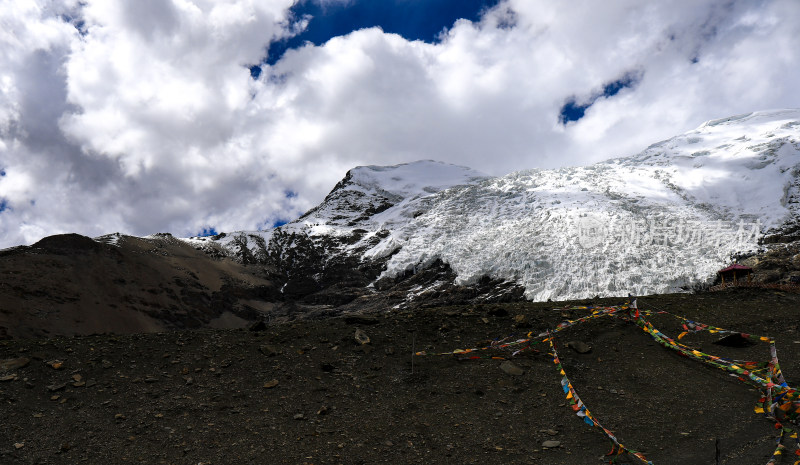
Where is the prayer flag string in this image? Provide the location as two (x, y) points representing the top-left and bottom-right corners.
(415, 303), (800, 464)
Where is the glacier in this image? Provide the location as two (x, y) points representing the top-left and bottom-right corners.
(181, 110), (800, 302)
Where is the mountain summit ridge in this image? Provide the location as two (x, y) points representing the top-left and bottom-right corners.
(188, 109), (800, 301)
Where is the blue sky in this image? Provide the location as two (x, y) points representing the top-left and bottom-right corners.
(264, 0), (500, 65)
(1, 0), (799, 247)
(560, 71), (643, 124)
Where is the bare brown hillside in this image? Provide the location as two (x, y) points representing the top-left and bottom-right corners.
(0, 233), (281, 339)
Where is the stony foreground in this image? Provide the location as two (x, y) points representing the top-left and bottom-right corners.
(2, 289), (800, 465)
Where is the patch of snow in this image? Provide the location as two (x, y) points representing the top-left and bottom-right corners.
(347, 160), (489, 199)
(180, 229), (274, 259)
(94, 232), (123, 247)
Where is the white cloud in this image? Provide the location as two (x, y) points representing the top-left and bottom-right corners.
(1, 0), (799, 248)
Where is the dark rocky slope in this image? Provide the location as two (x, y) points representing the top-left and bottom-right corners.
(0, 233), (281, 339)
(2, 289), (800, 465)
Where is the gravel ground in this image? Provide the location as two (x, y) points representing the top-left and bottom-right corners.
(2, 288), (800, 465)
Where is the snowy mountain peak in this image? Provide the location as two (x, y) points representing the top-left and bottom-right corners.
(177, 110), (800, 304)
(296, 160), (489, 229)
(361, 110), (800, 300)
(346, 160), (489, 199)
(621, 108), (800, 229)
(698, 109), (800, 130)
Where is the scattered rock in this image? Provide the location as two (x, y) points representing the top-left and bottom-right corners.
(565, 341), (592, 354)
(14, 443), (24, 449)
(47, 360), (64, 370)
(0, 357), (30, 371)
(0, 374), (18, 382)
(320, 362), (335, 372)
(259, 345), (281, 357)
(500, 361), (524, 376)
(115, 414), (126, 420)
(487, 307), (508, 317)
(540, 429), (559, 436)
(316, 406), (329, 415)
(513, 314), (531, 328)
(263, 379), (279, 389)
(354, 328), (370, 345)
(293, 413), (305, 420)
(47, 382), (67, 392)
(101, 360), (113, 369)
(71, 374), (82, 382)
(542, 440), (561, 448)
